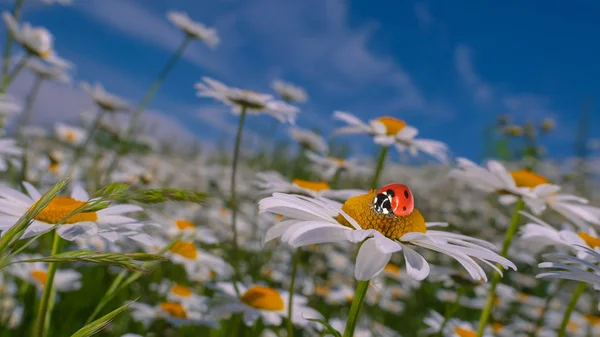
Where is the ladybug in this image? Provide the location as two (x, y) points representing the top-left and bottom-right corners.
(372, 183), (415, 216)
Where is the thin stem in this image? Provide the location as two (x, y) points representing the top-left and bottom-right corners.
(1, 0), (25, 91)
(102, 35), (192, 181)
(287, 249), (300, 337)
(370, 146), (389, 189)
(229, 106), (247, 297)
(1, 53), (29, 92)
(69, 108), (105, 171)
(558, 282), (586, 337)
(32, 231), (62, 337)
(477, 198), (525, 336)
(16, 76), (43, 138)
(343, 280), (369, 337)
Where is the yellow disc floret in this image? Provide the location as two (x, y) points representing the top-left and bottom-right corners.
(336, 190), (426, 240)
(510, 170), (548, 188)
(170, 240), (198, 259)
(31, 270), (48, 286)
(34, 197), (98, 224)
(240, 286), (284, 311)
(375, 117), (406, 135)
(578, 232), (600, 249)
(175, 219), (195, 230)
(293, 179), (330, 192)
(160, 302), (187, 318)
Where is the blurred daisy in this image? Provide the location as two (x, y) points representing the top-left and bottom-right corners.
(195, 77), (299, 124)
(2, 13), (65, 65)
(54, 122), (87, 146)
(128, 301), (217, 328)
(166, 240), (232, 279)
(332, 111), (449, 163)
(167, 11), (219, 47)
(151, 280), (208, 308)
(271, 80), (308, 103)
(214, 282), (321, 327)
(148, 212), (218, 244)
(26, 58), (71, 83)
(81, 82), (130, 112)
(444, 319), (493, 337)
(260, 191), (515, 281)
(289, 127), (328, 154)
(305, 150), (370, 181)
(6, 255), (81, 292)
(0, 182), (143, 241)
(538, 246), (600, 288)
(450, 158), (600, 228)
(255, 171), (365, 200)
(0, 94), (20, 117)
(0, 139), (22, 172)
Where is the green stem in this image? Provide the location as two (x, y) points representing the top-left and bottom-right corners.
(84, 270), (127, 324)
(102, 35), (191, 181)
(558, 282), (586, 337)
(32, 231), (62, 337)
(1, 0), (25, 92)
(229, 106), (247, 297)
(287, 249), (299, 337)
(370, 146), (389, 189)
(343, 280), (370, 337)
(477, 198), (525, 336)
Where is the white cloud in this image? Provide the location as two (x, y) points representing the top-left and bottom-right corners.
(454, 45), (493, 103)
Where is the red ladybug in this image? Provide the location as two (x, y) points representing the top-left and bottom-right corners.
(373, 183), (415, 216)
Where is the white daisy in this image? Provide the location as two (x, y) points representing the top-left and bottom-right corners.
(0, 138), (22, 172)
(81, 82), (130, 112)
(288, 127), (328, 154)
(167, 11), (219, 47)
(271, 80), (308, 103)
(259, 191), (515, 281)
(6, 255), (81, 292)
(332, 111), (449, 163)
(0, 182), (144, 242)
(128, 301), (217, 328)
(151, 280), (208, 308)
(54, 122), (87, 146)
(305, 150), (371, 181)
(254, 171), (365, 200)
(213, 282), (321, 327)
(0, 94), (20, 117)
(26, 58), (71, 83)
(195, 77), (299, 124)
(2, 13), (64, 64)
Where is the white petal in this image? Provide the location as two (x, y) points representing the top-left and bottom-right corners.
(354, 238), (392, 280)
(56, 222), (97, 241)
(401, 245), (430, 280)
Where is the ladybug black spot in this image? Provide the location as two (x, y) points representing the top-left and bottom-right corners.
(387, 189), (395, 197)
(404, 190), (409, 199)
(403, 206), (407, 211)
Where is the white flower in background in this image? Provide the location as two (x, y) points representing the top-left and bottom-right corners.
(81, 82), (130, 112)
(305, 150), (370, 180)
(128, 301), (217, 328)
(213, 282), (321, 327)
(332, 111), (449, 163)
(167, 11), (219, 47)
(0, 138), (22, 172)
(54, 122), (87, 146)
(165, 240), (233, 280)
(450, 158), (600, 228)
(288, 127), (328, 154)
(260, 191), (515, 281)
(0, 94), (20, 117)
(271, 80), (308, 103)
(195, 77), (299, 124)
(2, 13), (63, 63)
(26, 58), (71, 83)
(6, 255), (81, 292)
(0, 182), (144, 242)
(254, 171), (365, 200)
(151, 280), (209, 308)
(148, 212), (219, 244)
(444, 319), (493, 337)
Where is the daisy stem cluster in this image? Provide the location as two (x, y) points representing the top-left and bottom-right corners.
(229, 106), (248, 296)
(0, 0), (24, 92)
(476, 198), (525, 336)
(370, 146), (389, 189)
(343, 280), (370, 337)
(557, 281), (586, 337)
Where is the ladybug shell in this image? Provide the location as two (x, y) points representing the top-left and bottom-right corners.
(377, 183), (414, 216)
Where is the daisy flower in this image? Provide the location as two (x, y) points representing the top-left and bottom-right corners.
(259, 191), (515, 281)
(0, 138), (22, 172)
(255, 171), (365, 200)
(444, 319), (493, 337)
(26, 58), (71, 83)
(0, 94), (20, 117)
(305, 150), (371, 181)
(213, 282), (321, 327)
(81, 82), (130, 112)
(167, 11), (219, 47)
(54, 122), (87, 146)
(151, 280), (208, 308)
(288, 127), (328, 154)
(195, 77), (299, 124)
(128, 301), (217, 328)
(271, 80), (308, 103)
(2, 13), (64, 65)
(165, 240), (232, 280)
(0, 182), (143, 241)
(450, 158), (600, 228)
(537, 246), (600, 288)
(332, 111), (449, 163)
(6, 255), (81, 292)
(148, 212), (218, 244)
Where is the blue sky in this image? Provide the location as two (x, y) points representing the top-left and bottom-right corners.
(1, 0), (599, 161)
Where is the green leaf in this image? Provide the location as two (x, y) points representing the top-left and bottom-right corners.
(70, 300), (135, 337)
(306, 318), (342, 337)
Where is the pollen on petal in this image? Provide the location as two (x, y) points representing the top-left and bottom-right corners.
(336, 191), (426, 239)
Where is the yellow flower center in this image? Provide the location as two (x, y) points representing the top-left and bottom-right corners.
(315, 285), (330, 296)
(170, 240), (198, 259)
(171, 284), (192, 297)
(578, 232), (600, 248)
(517, 292), (530, 302)
(175, 219), (195, 230)
(65, 131), (76, 142)
(240, 286), (284, 311)
(329, 157), (345, 166)
(38, 49), (51, 59)
(336, 191), (426, 240)
(219, 208), (229, 217)
(375, 117), (406, 135)
(510, 170), (549, 188)
(48, 162), (59, 173)
(292, 179), (330, 192)
(31, 270), (47, 286)
(491, 323), (504, 333)
(34, 196), (98, 224)
(160, 302), (187, 318)
(568, 321), (580, 332)
(383, 263), (400, 276)
(584, 313), (600, 326)
(454, 327), (477, 337)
